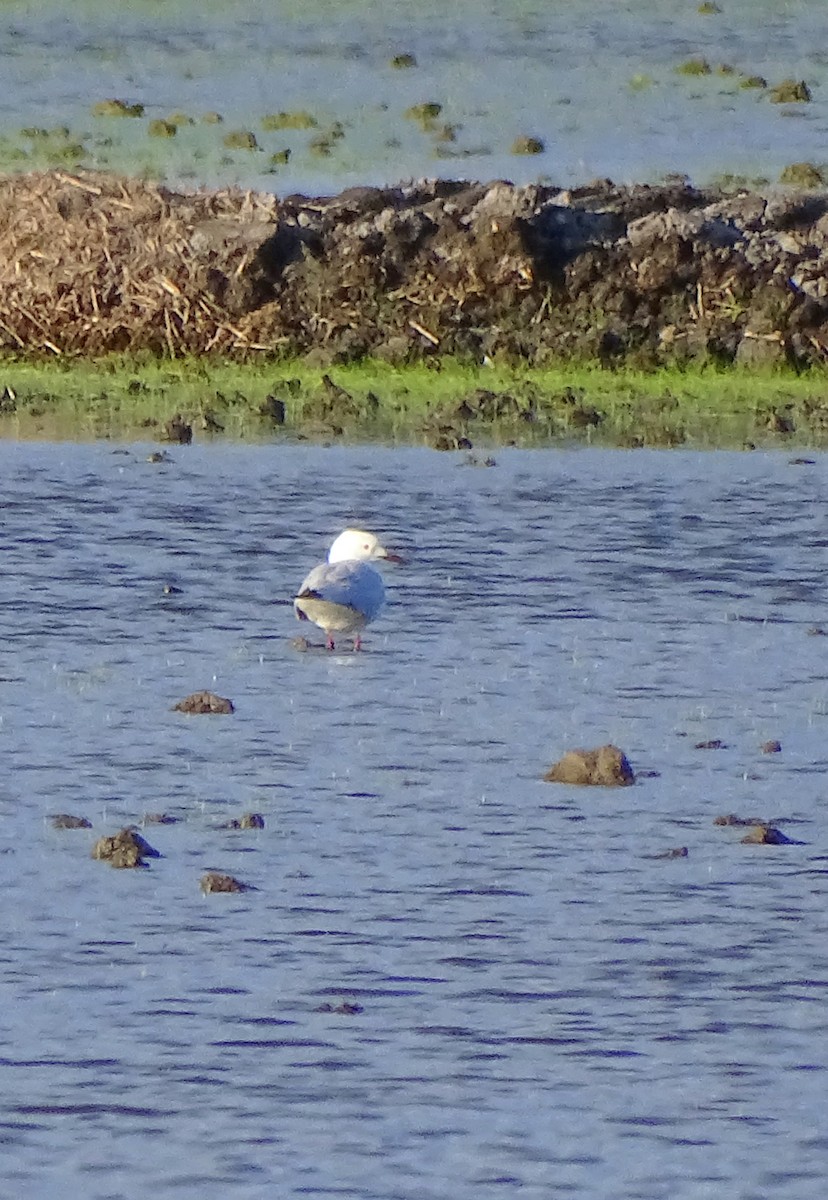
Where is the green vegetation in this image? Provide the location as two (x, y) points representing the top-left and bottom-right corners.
(148, 119), (177, 139)
(629, 74), (655, 92)
(260, 111), (318, 131)
(510, 135), (545, 155)
(18, 126), (87, 167)
(779, 162), (826, 187)
(404, 102), (443, 130)
(92, 99), (145, 118)
(675, 58), (712, 77)
(739, 75), (767, 90)
(0, 355), (827, 448)
(390, 53), (417, 69)
(222, 130), (259, 150)
(308, 123), (345, 156)
(709, 171), (770, 190)
(769, 79), (812, 104)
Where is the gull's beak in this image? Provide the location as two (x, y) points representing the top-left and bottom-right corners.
(383, 550), (404, 564)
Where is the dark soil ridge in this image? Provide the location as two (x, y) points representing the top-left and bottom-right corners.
(3, 169), (828, 367)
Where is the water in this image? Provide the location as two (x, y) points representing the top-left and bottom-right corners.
(2, 0), (828, 192)
(2, 439), (828, 1198)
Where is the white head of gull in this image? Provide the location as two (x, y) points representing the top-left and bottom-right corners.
(294, 528), (402, 651)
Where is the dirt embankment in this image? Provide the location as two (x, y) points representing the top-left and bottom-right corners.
(2, 169), (828, 367)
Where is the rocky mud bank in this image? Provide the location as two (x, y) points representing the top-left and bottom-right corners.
(3, 169), (828, 373)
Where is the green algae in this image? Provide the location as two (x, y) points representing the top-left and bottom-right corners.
(148, 119), (177, 139)
(307, 123), (346, 157)
(709, 170), (770, 190)
(92, 99), (145, 118)
(390, 53), (417, 69)
(18, 126), (87, 167)
(0, 356), (827, 448)
(404, 102), (442, 131)
(510, 135), (545, 155)
(222, 130), (259, 150)
(779, 161), (825, 187)
(261, 111), (318, 131)
(675, 58), (712, 77)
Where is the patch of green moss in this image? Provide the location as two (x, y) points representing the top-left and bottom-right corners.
(222, 130), (259, 150)
(92, 99), (144, 118)
(697, 2), (721, 12)
(675, 58), (712, 77)
(148, 120), (177, 139)
(201, 112), (224, 124)
(779, 162), (825, 187)
(708, 171), (771, 190)
(511, 135), (544, 155)
(307, 124), (345, 156)
(18, 126), (86, 166)
(268, 149), (291, 167)
(261, 111), (318, 131)
(390, 53), (417, 68)
(46, 142), (87, 166)
(0, 136), (29, 167)
(739, 75), (767, 90)
(404, 102), (442, 129)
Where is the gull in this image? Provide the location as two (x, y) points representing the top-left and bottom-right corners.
(294, 528), (401, 651)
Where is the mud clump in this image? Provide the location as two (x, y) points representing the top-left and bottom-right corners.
(222, 813), (265, 830)
(92, 828), (160, 868)
(713, 816), (800, 844)
(769, 80), (811, 104)
(760, 739), (782, 754)
(200, 871), (253, 893)
(172, 690), (235, 714)
(714, 813), (769, 826)
(3, 169), (828, 372)
(740, 824), (798, 845)
(50, 813), (93, 829)
(544, 744), (635, 787)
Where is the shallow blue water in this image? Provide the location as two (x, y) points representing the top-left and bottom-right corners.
(1, 0), (828, 192)
(1, 441), (827, 1198)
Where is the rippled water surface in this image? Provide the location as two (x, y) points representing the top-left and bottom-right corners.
(2, 0), (828, 191)
(2, 441), (828, 1197)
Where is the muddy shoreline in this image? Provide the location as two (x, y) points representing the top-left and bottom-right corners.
(2, 169), (828, 370)
(2, 170), (828, 445)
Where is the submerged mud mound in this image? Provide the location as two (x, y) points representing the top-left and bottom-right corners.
(2, 169), (828, 366)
